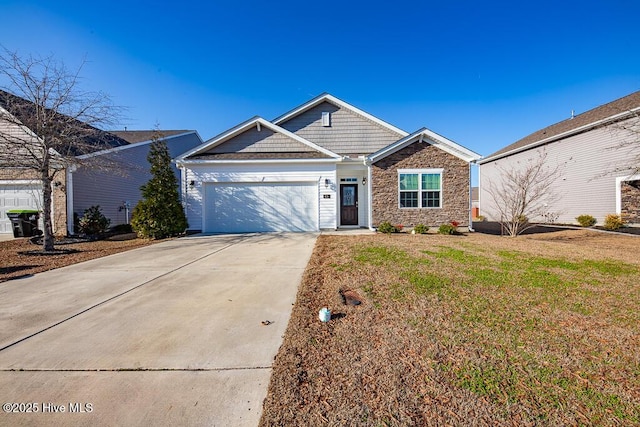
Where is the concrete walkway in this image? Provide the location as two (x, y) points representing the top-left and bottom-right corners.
(0, 233), (317, 426)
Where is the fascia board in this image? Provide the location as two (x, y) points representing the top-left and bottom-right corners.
(175, 158), (341, 166)
(176, 116), (263, 160)
(0, 105), (43, 143)
(420, 128), (482, 162)
(177, 117), (341, 161)
(272, 93), (409, 137)
(479, 107), (640, 165)
(369, 128), (481, 164)
(368, 129), (425, 163)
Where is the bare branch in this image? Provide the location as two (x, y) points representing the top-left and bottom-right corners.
(0, 47), (126, 251)
(485, 149), (564, 236)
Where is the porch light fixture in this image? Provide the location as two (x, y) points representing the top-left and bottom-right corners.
(189, 180), (195, 188)
(362, 177), (367, 185)
(324, 178), (330, 188)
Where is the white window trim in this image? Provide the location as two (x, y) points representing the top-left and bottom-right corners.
(616, 174), (640, 216)
(398, 168), (443, 209)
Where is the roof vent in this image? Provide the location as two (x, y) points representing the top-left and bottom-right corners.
(571, 109), (575, 119)
(321, 111), (331, 127)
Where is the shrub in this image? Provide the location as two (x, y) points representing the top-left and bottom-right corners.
(603, 214), (624, 231)
(78, 205), (110, 236)
(377, 221), (395, 234)
(576, 214), (597, 227)
(413, 224), (429, 234)
(377, 222), (403, 233)
(438, 223), (456, 235)
(450, 220), (460, 227)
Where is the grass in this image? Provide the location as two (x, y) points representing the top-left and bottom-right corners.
(260, 230), (640, 426)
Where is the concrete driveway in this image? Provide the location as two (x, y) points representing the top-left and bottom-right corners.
(0, 233), (317, 426)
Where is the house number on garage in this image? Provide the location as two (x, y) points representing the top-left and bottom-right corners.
(323, 194), (331, 199)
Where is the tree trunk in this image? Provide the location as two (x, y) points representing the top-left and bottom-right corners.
(41, 160), (55, 252)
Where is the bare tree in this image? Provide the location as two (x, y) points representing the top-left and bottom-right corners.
(0, 48), (123, 251)
(485, 150), (563, 237)
(607, 109), (640, 177)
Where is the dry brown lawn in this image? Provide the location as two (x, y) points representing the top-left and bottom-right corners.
(260, 230), (640, 426)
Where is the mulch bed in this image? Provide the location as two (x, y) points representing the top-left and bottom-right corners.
(0, 237), (160, 282)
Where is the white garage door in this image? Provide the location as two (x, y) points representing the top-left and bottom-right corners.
(0, 183), (42, 234)
(204, 182), (318, 233)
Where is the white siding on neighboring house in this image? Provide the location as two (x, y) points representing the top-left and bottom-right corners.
(183, 162), (337, 232)
(479, 117), (638, 225)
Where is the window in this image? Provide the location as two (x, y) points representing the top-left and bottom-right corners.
(321, 112), (331, 127)
(398, 169), (442, 208)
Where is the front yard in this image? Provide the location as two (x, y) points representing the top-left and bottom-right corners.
(260, 230), (640, 426)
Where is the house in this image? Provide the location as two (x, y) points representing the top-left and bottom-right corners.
(478, 90), (640, 225)
(0, 89), (203, 235)
(176, 93), (481, 233)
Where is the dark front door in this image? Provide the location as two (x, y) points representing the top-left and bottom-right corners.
(340, 184), (358, 226)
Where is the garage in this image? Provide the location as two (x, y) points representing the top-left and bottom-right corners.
(0, 182), (42, 234)
(204, 182), (318, 233)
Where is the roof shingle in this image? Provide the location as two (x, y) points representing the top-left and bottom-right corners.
(484, 90), (640, 161)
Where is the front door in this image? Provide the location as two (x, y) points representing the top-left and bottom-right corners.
(340, 184), (358, 226)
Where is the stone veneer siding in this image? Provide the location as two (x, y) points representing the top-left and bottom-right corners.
(372, 143), (470, 227)
(621, 180), (640, 224)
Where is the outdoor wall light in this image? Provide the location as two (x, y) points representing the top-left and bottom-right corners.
(362, 177), (367, 185)
(324, 178), (330, 188)
(189, 180), (195, 187)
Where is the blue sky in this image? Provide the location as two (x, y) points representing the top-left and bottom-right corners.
(1, 0), (639, 162)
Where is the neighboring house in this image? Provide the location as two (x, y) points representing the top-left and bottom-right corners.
(0, 89), (203, 235)
(471, 186), (479, 218)
(176, 93), (481, 233)
(69, 130), (203, 233)
(479, 90), (640, 225)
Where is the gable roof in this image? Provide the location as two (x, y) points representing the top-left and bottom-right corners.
(481, 90), (640, 164)
(369, 128), (482, 164)
(0, 89), (130, 156)
(178, 116), (341, 162)
(273, 93), (408, 138)
(76, 130), (201, 160)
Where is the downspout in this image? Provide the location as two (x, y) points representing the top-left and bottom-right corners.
(176, 161), (188, 222)
(366, 158), (374, 230)
(66, 165), (77, 235)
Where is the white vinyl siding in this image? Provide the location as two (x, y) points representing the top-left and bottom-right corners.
(479, 117), (638, 225)
(336, 163), (369, 228)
